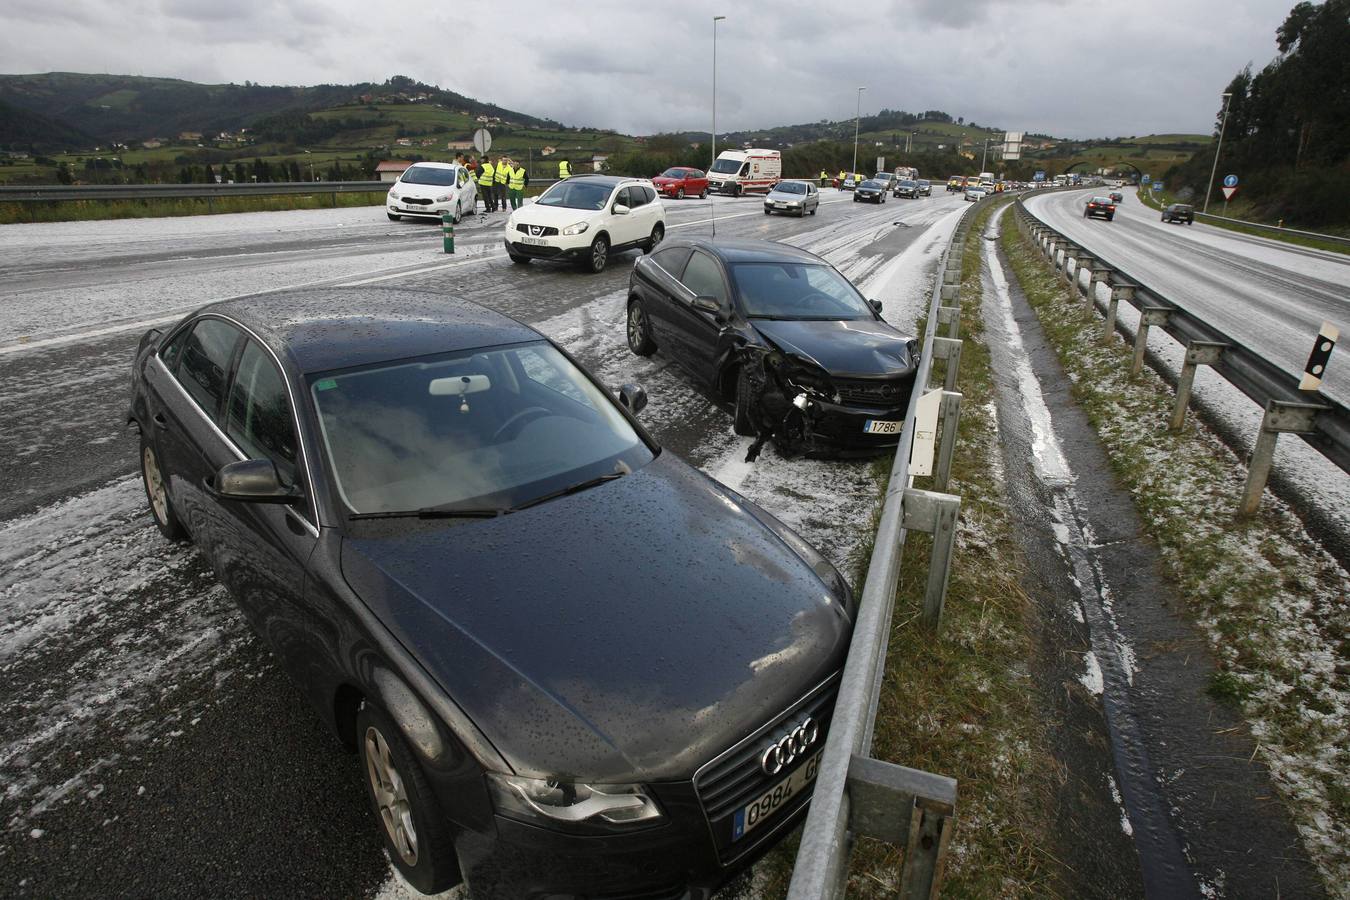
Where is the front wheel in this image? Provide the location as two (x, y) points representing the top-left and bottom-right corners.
(141, 436), (187, 541)
(699, 188), (708, 199)
(627, 301), (657, 356)
(733, 368), (757, 437)
(585, 235), (609, 273)
(358, 702), (460, 894)
(387, 212), (400, 221)
(730, 183), (741, 197)
(809, 205), (817, 216)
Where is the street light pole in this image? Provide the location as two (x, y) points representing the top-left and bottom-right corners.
(852, 86), (866, 177)
(1203, 91), (1233, 214)
(712, 15), (725, 173)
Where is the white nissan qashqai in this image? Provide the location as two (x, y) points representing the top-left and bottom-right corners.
(504, 175), (666, 274)
(387, 162), (478, 223)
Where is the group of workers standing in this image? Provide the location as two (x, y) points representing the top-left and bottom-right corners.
(451, 153), (575, 214)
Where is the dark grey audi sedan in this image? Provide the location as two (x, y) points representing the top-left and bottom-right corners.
(127, 287), (852, 899)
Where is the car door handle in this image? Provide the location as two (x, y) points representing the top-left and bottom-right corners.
(152, 413), (170, 430)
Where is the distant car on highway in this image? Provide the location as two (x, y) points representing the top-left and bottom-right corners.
(626, 238), (920, 456)
(1084, 196), (1117, 221)
(504, 174), (665, 273)
(893, 179), (919, 199)
(841, 174), (861, 191)
(386, 162), (477, 223)
(963, 186), (987, 202)
(764, 180), (820, 217)
(854, 179), (888, 203)
(1109, 190), (1124, 203)
(871, 172), (897, 192)
(916, 179), (933, 196)
(128, 287), (854, 899)
(651, 166), (709, 200)
(1161, 203), (1194, 225)
(947, 176), (964, 192)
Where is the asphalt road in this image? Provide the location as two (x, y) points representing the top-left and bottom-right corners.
(1023, 188), (1350, 405)
(0, 188), (968, 898)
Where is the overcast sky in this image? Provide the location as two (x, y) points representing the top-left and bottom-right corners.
(2, 0), (1298, 139)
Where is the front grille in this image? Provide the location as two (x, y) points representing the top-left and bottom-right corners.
(515, 223), (559, 237)
(693, 675), (838, 860)
(510, 241), (565, 259)
(402, 197), (432, 206)
(834, 375), (911, 408)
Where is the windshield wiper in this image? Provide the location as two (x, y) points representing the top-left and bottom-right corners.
(512, 471), (624, 512)
(349, 507), (510, 520)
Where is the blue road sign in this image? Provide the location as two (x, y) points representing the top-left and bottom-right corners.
(1223, 174), (1238, 188)
(1033, 171), (1046, 182)
(1141, 174), (1151, 184)
(1151, 181), (1161, 191)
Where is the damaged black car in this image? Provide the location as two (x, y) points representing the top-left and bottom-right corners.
(626, 238), (920, 459)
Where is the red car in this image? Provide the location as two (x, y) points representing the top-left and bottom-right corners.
(651, 167), (709, 200)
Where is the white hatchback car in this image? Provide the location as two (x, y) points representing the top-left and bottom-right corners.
(504, 175), (665, 273)
(386, 162), (477, 223)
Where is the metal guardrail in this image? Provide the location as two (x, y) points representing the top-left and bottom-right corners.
(1191, 210), (1350, 248)
(1015, 196), (1349, 513)
(0, 181), (391, 202)
(788, 201), (982, 899)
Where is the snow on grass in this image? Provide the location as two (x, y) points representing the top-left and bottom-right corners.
(1080, 651), (1104, 696)
(1005, 222), (1350, 896)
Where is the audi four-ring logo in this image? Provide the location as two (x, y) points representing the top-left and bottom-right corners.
(759, 716), (819, 776)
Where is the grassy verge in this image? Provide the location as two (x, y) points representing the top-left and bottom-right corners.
(1134, 187), (1350, 256)
(1002, 216), (1350, 893)
(755, 197), (1063, 897)
(0, 185), (551, 225)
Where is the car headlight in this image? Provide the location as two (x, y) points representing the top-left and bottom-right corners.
(435, 194), (452, 203)
(388, 191), (400, 200)
(486, 773), (663, 833)
(561, 221), (590, 236)
(788, 201), (801, 206)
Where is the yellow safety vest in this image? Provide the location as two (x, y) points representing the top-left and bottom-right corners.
(838, 171), (845, 180)
(478, 162), (494, 186)
(558, 160), (571, 178)
(819, 171), (826, 179)
(495, 162), (509, 184)
(509, 166), (526, 190)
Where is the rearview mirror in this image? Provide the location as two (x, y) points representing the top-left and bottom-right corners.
(209, 459), (301, 504)
(617, 383), (647, 415)
(869, 299), (883, 315)
(612, 203), (631, 216)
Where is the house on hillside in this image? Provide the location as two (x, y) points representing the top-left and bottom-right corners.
(375, 160), (414, 182)
(395, 138), (412, 147)
(591, 154), (609, 172)
(541, 146), (556, 156)
(142, 140), (162, 149)
(178, 131), (202, 142)
(445, 140), (474, 151)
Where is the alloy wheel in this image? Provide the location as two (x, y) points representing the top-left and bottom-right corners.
(142, 445), (168, 526)
(628, 306), (645, 350)
(365, 726), (419, 866)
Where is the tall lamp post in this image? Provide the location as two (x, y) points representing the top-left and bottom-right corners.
(1203, 91), (1233, 214)
(711, 15), (726, 173)
(852, 86), (866, 176)
(980, 136), (998, 173)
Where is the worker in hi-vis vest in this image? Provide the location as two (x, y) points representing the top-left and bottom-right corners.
(508, 163), (526, 210)
(558, 159), (571, 179)
(819, 169), (827, 187)
(837, 170), (846, 188)
(494, 157), (510, 213)
(477, 158), (496, 211)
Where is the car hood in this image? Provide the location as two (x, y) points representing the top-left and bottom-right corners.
(391, 182), (462, 199)
(651, 176), (683, 185)
(766, 191), (807, 202)
(508, 203), (603, 229)
(752, 318), (915, 378)
(340, 453), (850, 781)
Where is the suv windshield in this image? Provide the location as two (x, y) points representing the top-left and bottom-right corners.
(729, 263), (873, 321)
(310, 341), (652, 515)
(709, 158), (742, 175)
(400, 166), (458, 186)
(774, 182), (807, 194)
(535, 180), (614, 211)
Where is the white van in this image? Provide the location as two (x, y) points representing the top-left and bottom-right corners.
(707, 149), (781, 195)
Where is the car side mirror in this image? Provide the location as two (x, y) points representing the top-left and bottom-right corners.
(210, 459), (301, 504)
(612, 203), (631, 216)
(692, 295), (731, 322)
(617, 383), (647, 415)
(869, 299), (883, 315)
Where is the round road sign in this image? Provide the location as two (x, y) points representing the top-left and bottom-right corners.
(473, 129), (492, 154)
(1223, 174), (1238, 188)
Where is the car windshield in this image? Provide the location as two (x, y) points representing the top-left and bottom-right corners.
(860, 180), (882, 189)
(918, 180), (930, 186)
(659, 168), (688, 178)
(899, 180), (917, 188)
(535, 180), (613, 211)
(730, 262), (873, 321)
(310, 341), (652, 515)
(400, 166), (457, 186)
(774, 182), (807, 194)
(709, 158), (742, 174)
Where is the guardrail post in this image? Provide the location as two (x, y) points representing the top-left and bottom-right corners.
(844, 756), (957, 900)
(1170, 341), (1228, 431)
(1239, 401), (1329, 515)
(933, 391), (963, 492)
(1105, 284), (1134, 340)
(940, 283), (959, 303)
(1088, 264), (1111, 308)
(931, 337), (962, 392)
(936, 306), (960, 339)
(1064, 247), (1084, 286)
(1132, 306), (1171, 376)
(901, 488), (961, 627)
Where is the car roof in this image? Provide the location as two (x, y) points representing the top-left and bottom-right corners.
(661, 237), (826, 265)
(203, 287), (541, 374)
(405, 161), (458, 169)
(556, 173), (643, 188)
